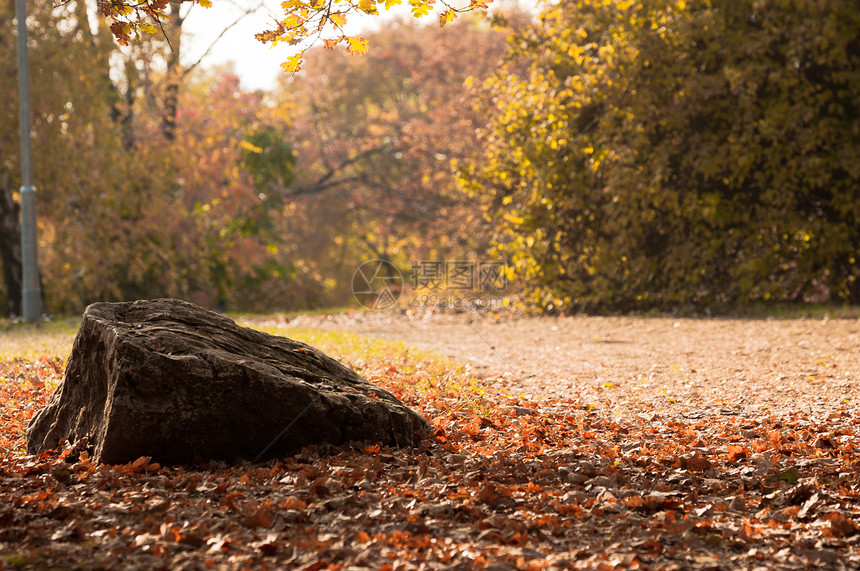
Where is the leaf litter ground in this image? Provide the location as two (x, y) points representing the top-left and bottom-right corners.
(1, 313), (859, 570)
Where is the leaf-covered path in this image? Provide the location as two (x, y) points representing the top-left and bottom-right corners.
(2, 313), (860, 570)
(286, 312), (860, 420)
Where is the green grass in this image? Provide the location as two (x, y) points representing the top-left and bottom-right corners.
(241, 319), (469, 377)
(239, 319), (399, 359)
(756, 302), (859, 320)
(226, 306), (358, 321)
(240, 318), (494, 415)
(610, 301), (860, 320)
(242, 319), (453, 369)
(691, 302), (860, 320)
(0, 317), (80, 362)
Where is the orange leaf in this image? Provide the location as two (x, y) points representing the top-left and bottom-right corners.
(131, 456), (151, 471)
(355, 530), (371, 543)
(826, 513), (860, 538)
(727, 444), (747, 461)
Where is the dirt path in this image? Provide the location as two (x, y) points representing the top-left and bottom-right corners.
(287, 311), (860, 419)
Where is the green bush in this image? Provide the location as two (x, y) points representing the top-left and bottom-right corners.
(466, 0), (860, 312)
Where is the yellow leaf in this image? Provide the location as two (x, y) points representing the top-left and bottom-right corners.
(240, 140), (263, 154)
(199, 0), (213, 7)
(283, 14), (303, 28)
(410, 0), (431, 17)
(384, 0), (401, 8)
(439, 8), (456, 26)
(330, 13), (347, 27)
(280, 52), (303, 73)
(358, 0), (378, 14)
(346, 35), (368, 55)
(139, 23), (158, 34)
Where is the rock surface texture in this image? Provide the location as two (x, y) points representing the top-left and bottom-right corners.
(27, 299), (430, 464)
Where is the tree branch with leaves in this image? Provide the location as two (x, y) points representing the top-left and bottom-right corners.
(96, 0), (492, 72)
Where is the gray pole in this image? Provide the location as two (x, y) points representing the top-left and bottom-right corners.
(15, 0), (41, 322)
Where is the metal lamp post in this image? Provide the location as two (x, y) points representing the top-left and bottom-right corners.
(15, 0), (41, 322)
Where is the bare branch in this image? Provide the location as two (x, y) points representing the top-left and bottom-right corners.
(183, 0), (265, 76)
(283, 145), (390, 198)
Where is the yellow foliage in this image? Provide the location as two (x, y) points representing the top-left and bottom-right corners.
(281, 53), (304, 73)
(409, 0), (432, 17)
(239, 140), (264, 154)
(346, 35), (369, 55)
(358, 0), (378, 14)
(465, 0), (860, 311)
(439, 9), (456, 26)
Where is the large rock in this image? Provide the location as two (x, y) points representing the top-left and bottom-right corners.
(27, 299), (430, 464)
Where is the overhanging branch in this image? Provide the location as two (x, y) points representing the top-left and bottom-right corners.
(282, 144), (390, 198)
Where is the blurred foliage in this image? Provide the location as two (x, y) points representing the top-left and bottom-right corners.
(266, 16), (511, 304)
(240, 125), (297, 193)
(465, 0), (860, 312)
(4, 0), (858, 316)
(1, 4), (509, 315)
(1, 2), (296, 314)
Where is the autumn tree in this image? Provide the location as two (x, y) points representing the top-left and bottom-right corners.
(265, 16), (511, 304)
(170, 71), (299, 310)
(1, 0), (122, 315)
(3, 0), (513, 315)
(0, 0), (313, 314)
(465, 0), (860, 312)
(2, 0), (176, 313)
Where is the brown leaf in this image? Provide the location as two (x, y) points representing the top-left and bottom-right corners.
(797, 492), (820, 520)
(242, 506), (274, 528)
(826, 513), (860, 538)
(309, 477), (331, 498)
(811, 434), (835, 449)
(251, 532), (280, 555)
(680, 453), (712, 472)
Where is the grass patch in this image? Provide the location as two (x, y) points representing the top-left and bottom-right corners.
(0, 318), (79, 362)
(752, 302), (860, 320)
(239, 318), (495, 417)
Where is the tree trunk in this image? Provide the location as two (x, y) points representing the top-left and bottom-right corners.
(0, 176), (23, 317)
(161, 7), (184, 141)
